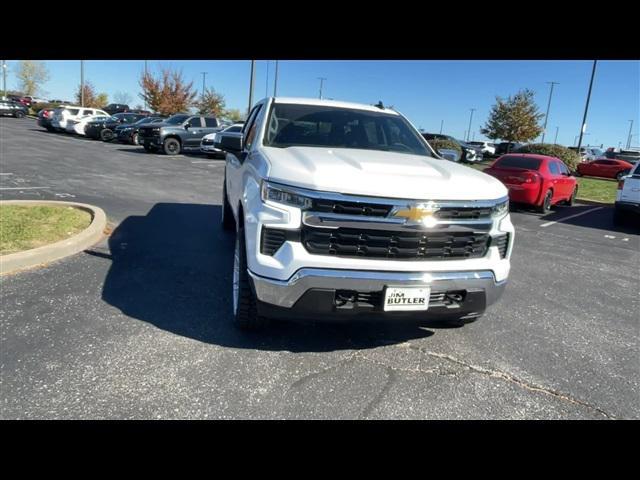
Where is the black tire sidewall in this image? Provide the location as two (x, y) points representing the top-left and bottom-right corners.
(164, 138), (180, 155)
(132, 133), (139, 145)
(101, 129), (113, 142)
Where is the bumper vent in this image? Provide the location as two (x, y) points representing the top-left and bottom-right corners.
(260, 228), (300, 256)
(491, 233), (510, 258)
(302, 227), (490, 260)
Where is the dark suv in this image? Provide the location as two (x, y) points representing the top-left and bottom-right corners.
(138, 114), (221, 155)
(104, 104), (130, 115)
(85, 112), (150, 141)
(115, 116), (166, 145)
(0, 100), (29, 118)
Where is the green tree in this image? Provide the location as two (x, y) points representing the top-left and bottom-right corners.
(74, 82), (108, 108)
(15, 61), (50, 96)
(139, 68), (196, 116)
(481, 89), (544, 152)
(224, 108), (244, 122)
(194, 87), (226, 116)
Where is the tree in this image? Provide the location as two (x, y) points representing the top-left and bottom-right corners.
(139, 68), (196, 116)
(481, 89), (544, 152)
(74, 82), (108, 108)
(15, 61), (50, 96)
(194, 87), (226, 116)
(224, 108), (244, 122)
(113, 91), (133, 105)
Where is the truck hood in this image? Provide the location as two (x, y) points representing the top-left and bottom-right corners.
(262, 146), (507, 201)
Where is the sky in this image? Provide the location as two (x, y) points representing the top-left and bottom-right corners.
(3, 60), (639, 149)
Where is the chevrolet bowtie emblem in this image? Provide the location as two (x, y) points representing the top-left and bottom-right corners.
(392, 202), (439, 227)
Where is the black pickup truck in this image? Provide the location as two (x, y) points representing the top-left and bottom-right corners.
(138, 114), (221, 155)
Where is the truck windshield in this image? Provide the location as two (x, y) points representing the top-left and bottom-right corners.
(263, 103), (432, 156)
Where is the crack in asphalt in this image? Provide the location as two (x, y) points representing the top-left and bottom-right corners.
(406, 345), (617, 419)
(358, 365), (396, 420)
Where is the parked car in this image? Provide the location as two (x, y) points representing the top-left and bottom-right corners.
(468, 141), (496, 156)
(495, 142), (525, 156)
(605, 147), (640, 164)
(85, 112), (150, 141)
(66, 114), (112, 135)
(614, 161), (640, 225)
(214, 96), (513, 329)
(0, 100), (29, 118)
(200, 123), (244, 158)
(129, 109), (152, 115)
(568, 146), (605, 162)
(575, 158), (634, 180)
(37, 107), (57, 130)
(421, 133), (481, 163)
(484, 154), (577, 213)
(103, 104), (130, 115)
(115, 116), (166, 145)
(138, 114), (221, 155)
(51, 106), (109, 132)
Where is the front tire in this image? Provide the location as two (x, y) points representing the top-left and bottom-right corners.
(537, 190), (553, 213)
(163, 137), (181, 155)
(101, 129), (114, 142)
(15, 111), (25, 118)
(131, 133), (139, 145)
(233, 226), (268, 330)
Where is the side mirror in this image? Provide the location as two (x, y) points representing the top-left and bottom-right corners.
(214, 133), (243, 152)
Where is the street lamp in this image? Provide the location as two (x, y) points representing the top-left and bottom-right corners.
(626, 120), (634, 149)
(200, 72), (208, 100)
(318, 77), (327, 99)
(554, 126), (559, 145)
(576, 60), (597, 155)
(2, 60), (7, 99)
(466, 108), (476, 142)
(273, 60), (279, 96)
(540, 81), (559, 144)
(248, 60), (255, 116)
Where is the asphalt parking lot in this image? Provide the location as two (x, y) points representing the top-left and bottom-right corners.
(1, 117), (638, 419)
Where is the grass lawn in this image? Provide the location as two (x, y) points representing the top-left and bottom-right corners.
(466, 163), (617, 204)
(0, 205), (92, 255)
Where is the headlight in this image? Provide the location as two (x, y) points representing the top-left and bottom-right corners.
(491, 199), (509, 217)
(261, 181), (313, 209)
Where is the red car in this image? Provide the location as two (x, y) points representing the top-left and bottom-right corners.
(485, 154), (578, 213)
(576, 159), (633, 180)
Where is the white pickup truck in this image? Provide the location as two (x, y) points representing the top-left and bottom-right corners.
(216, 97), (514, 329)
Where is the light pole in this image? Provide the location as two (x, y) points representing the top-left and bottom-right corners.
(439, 119), (444, 134)
(2, 60), (6, 99)
(626, 120), (634, 149)
(80, 60), (84, 107)
(265, 61), (269, 97)
(318, 77), (327, 99)
(200, 72), (208, 100)
(554, 126), (559, 145)
(248, 60), (255, 116)
(540, 81), (559, 144)
(466, 108), (476, 142)
(576, 60), (597, 156)
(273, 60), (279, 97)
(575, 133), (590, 146)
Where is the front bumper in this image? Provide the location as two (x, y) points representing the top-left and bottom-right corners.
(249, 268), (506, 320)
(615, 201), (640, 215)
(200, 144), (222, 153)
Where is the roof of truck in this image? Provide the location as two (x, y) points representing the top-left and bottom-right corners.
(270, 97), (399, 115)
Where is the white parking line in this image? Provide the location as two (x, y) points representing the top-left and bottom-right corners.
(0, 186), (49, 190)
(0, 173), (13, 175)
(540, 207), (603, 228)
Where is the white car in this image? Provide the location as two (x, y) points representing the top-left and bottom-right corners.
(468, 141), (496, 156)
(51, 106), (109, 132)
(614, 161), (640, 225)
(200, 123), (244, 158)
(65, 114), (112, 135)
(216, 97), (513, 330)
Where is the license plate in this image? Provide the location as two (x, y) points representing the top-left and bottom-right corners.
(383, 286), (430, 312)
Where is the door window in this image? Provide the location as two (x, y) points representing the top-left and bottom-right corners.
(188, 117), (203, 127)
(548, 162), (560, 175)
(244, 104), (263, 150)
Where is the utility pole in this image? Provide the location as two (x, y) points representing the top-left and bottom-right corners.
(439, 119), (444, 134)
(80, 60), (84, 107)
(466, 108), (476, 142)
(2, 60), (6, 99)
(554, 126), (559, 145)
(248, 60), (255, 116)
(265, 61), (269, 97)
(318, 77), (327, 99)
(626, 119), (634, 149)
(273, 60), (279, 97)
(540, 81), (559, 144)
(576, 60), (597, 156)
(200, 72), (208, 100)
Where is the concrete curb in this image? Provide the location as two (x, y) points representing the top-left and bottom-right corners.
(575, 199), (613, 207)
(0, 200), (107, 276)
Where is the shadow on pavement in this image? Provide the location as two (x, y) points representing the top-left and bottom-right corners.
(93, 203), (435, 353)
